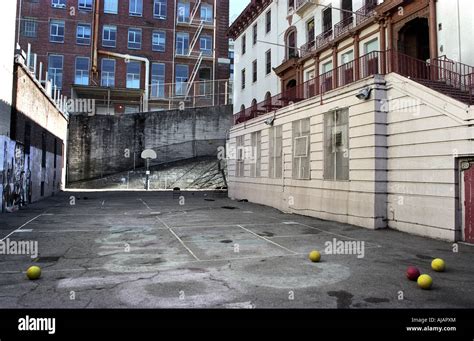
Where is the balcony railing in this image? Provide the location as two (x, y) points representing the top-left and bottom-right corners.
(234, 50), (386, 125)
(234, 50), (474, 125)
(299, 1), (378, 57)
(356, 0), (378, 25)
(294, 0), (317, 14)
(334, 15), (354, 38)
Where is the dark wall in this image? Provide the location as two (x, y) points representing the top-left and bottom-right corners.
(67, 105), (232, 183)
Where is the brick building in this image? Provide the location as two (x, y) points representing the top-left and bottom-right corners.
(17, 0), (230, 114)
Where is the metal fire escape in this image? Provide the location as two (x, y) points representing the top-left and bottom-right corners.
(184, 0), (204, 100)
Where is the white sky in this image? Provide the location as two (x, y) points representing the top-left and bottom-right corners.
(230, 0), (251, 24)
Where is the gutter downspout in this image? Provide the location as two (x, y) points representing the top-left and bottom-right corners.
(98, 50), (150, 112)
(92, 0), (100, 78)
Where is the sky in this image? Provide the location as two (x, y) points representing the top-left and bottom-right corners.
(230, 0), (251, 24)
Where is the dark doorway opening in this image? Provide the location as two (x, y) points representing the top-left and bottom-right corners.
(398, 17), (430, 61)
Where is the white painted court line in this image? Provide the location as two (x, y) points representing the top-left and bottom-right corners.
(237, 225), (298, 255)
(12, 229), (34, 233)
(1, 214), (42, 242)
(138, 198), (201, 261)
(138, 198), (151, 210)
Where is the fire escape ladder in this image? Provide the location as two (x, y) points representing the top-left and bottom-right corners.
(189, 22), (204, 57)
(189, 0), (202, 25)
(185, 52), (204, 99)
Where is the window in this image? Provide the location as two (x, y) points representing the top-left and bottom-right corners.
(292, 119), (310, 179)
(266, 10), (271, 33)
(288, 0), (294, 11)
(51, 0), (66, 8)
(324, 109), (349, 180)
(286, 29), (297, 59)
(241, 69), (246, 89)
(104, 0), (118, 14)
(78, 0), (92, 11)
(152, 31), (166, 52)
(251, 131), (261, 177)
(201, 3), (213, 23)
(50, 20), (65, 43)
(322, 6), (332, 34)
(252, 60), (257, 83)
(101, 59), (115, 87)
(151, 63), (165, 98)
(177, 1), (190, 23)
(307, 18), (315, 44)
(176, 32), (189, 55)
(198, 68), (211, 95)
(364, 38), (379, 54)
(76, 23), (91, 45)
(241, 34), (246, 55)
(154, 0), (167, 19)
(22, 18), (38, 37)
(341, 50), (354, 64)
(265, 49), (271, 75)
(75, 57), (89, 85)
(269, 125), (282, 178)
(126, 61), (141, 89)
(236, 135), (245, 177)
(48, 54), (63, 88)
(253, 24), (257, 45)
(200, 35), (212, 56)
(128, 28), (142, 49)
(129, 0), (143, 16)
(102, 25), (117, 47)
(175, 64), (189, 96)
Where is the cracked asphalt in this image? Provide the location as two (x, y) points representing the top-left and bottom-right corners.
(0, 190), (473, 308)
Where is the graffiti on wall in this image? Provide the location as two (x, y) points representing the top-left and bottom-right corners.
(1, 141), (31, 213)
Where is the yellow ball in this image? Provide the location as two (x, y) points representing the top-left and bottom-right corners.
(26, 266), (41, 280)
(309, 250), (321, 262)
(431, 258), (445, 272)
(417, 274), (433, 290)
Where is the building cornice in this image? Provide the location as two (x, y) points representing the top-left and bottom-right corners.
(227, 0), (273, 40)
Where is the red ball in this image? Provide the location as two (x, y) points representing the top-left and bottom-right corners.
(406, 266), (421, 281)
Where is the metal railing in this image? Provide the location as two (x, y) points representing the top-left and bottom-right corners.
(234, 50), (385, 125)
(234, 50), (473, 125)
(149, 79), (233, 110)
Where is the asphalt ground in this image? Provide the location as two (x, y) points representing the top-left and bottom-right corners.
(0, 190), (473, 308)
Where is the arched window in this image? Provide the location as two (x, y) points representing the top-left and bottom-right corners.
(240, 104), (245, 114)
(285, 28), (297, 59)
(264, 92), (272, 112)
(251, 99), (257, 110)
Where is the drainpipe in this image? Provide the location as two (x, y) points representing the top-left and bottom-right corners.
(92, 0), (100, 77)
(98, 50), (150, 112)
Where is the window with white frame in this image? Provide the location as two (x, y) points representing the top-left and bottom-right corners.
(177, 1), (190, 23)
(128, 28), (142, 49)
(176, 32), (189, 55)
(324, 109), (349, 180)
(22, 18), (38, 37)
(200, 3), (213, 23)
(265, 49), (271, 75)
(50, 20), (65, 43)
(250, 131), (261, 177)
(152, 31), (166, 52)
(75, 57), (90, 85)
(51, 0), (66, 8)
(48, 54), (63, 88)
(101, 58), (115, 87)
(76, 23), (91, 45)
(236, 135), (245, 177)
(154, 0), (167, 18)
(104, 0), (118, 14)
(200, 35), (212, 56)
(242, 33), (246, 55)
(151, 63), (165, 98)
(269, 125), (282, 178)
(292, 118), (310, 179)
(252, 23), (257, 45)
(241, 69), (245, 89)
(102, 25), (117, 47)
(78, 0), (92, 11)
(265, 10), (271, 33)
(129, 0), (143, 16)
(126, 61), (141, 89)
(175, 64), (188, 96)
